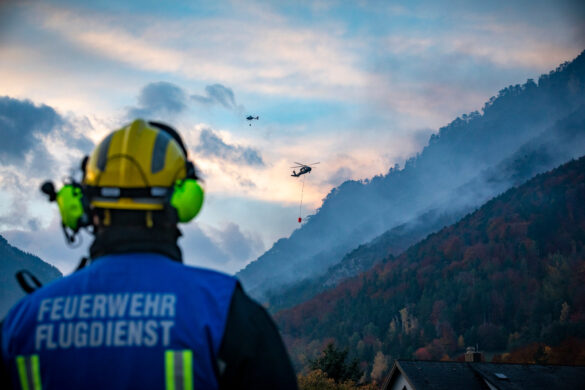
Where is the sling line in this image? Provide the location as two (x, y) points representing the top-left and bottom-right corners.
(165, 350), (193, 390)
(16, 355), (42, 390)
(298, 175), (305, 222)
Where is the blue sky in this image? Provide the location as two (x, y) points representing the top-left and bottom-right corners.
(0, 0), (583, 274)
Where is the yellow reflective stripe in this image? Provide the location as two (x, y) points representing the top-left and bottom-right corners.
(165, 350), (193, 390)
(182, 350), (193, 390)
(165, 350), (175, 390)
(31, 355), (42, 390)
(16, 356), (30, 390)
(16, 355), (41, 390)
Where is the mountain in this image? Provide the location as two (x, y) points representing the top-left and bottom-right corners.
(265, 103), (585, 312)
(237, 50), (585, 303)
(276, 155), (585, 376)
(264, 207), (468, 312)
(0, 234), (62, 318)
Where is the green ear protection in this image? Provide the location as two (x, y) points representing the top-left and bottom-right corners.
(171, 177), (205, 223)
(41, 180), (90, 244)
(56, 183), (90, 231)
(148, 121), (205, 224)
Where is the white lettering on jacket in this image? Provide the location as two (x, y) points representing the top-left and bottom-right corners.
(34, 293), (176, 350)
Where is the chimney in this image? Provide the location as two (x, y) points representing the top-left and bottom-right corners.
(465, 346), (482, 362)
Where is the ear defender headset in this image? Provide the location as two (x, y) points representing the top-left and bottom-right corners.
(41, 119), (204, 243)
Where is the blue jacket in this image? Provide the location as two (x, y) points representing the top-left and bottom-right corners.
(2, 253), (237, 390)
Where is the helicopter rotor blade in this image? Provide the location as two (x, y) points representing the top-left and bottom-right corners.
(293, 162), (320, 166)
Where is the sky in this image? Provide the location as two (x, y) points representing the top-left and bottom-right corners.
(0, 0), (583, 275)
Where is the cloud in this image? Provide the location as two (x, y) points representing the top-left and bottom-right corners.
(196, 128), (264, 166)
(0, 172), (35, 228)
(0, 96), (62, 167)
(191, 84), (240, 110)
(177, 222), (264, 274)
(179, 224), (230, 265)
(325, 166), (353, 187)
(0, 96), (93, 181)
(127, 82), (243, 122)
(34, 4), (367, 101)
(0, 1), (22, 41)
(61, 116), (97, 155)
(179, 222), (265, 274)
(210, 222), (264, 265)
(562, 0), (585, 44)
(127, 81), (188, 119)
(237, 177), (257, 189)
(0, 97), (94, 232)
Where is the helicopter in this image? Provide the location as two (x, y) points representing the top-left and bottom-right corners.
(246, 115), (259, 125)
(291, 162), (319, 177)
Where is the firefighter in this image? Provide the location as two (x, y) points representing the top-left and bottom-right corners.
(1, 119), (298, 389)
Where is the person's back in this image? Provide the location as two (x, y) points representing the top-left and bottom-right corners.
(1, 119), (298, 389)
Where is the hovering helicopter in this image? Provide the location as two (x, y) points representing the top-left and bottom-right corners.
(291, 162), (319, 177)
(246, 115), (259, 125)
(292, 162), (320, 223)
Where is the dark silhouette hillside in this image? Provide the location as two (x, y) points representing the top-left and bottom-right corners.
(0, 234), (62, 318)
(276, 155), (585, 377)
(238, 50), (585, 305)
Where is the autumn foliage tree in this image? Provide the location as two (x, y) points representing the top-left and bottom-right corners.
(278, 154), (585, 374)
(297, 370), (378, 390)
(309, 343), (362, 383)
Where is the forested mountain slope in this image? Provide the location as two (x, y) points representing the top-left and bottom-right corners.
(238, 50), (585, 303)
(0, 235), (62, 318)
(276, 155), (585, 377)
(265, 103), (585, 312)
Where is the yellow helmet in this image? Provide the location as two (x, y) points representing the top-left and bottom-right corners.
(81, 119), (204, 222)
(41, 119), (203, 243)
